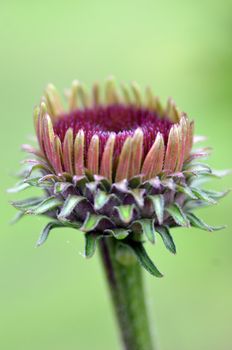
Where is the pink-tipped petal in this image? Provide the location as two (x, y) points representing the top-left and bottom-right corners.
(100, 133), (116, 182)
(115, 137), (132, 182)
(63, 128), (74, 174)
(164, 125), (180, 173)
(74, 130), (85, 175)
(184, 121), (194, 160)
(87, 135), (100, 175)
(129, 128), (144, 178)
(42, 114), (55, 162)
(141, 132), (165, 180)
(53, 135), (63, 174)
(36, 102), (47, 153)
(175, 117), (188, 172)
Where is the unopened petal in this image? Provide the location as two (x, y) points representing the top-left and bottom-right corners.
(43, 114), (55, 162)
(164, 125), (180, 173)
(100, 133), (116, 182)
(63, 128), (74, 174)
(74, 130), (85, 175)
(87, 135), (100, 175)
(129, 128), (144, 178)
(115, 137), (132, 182)
(142, 133), (165, 180)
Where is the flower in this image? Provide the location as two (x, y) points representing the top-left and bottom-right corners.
(9, 78), (228, 276)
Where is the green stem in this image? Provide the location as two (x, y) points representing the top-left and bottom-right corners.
(99, 237), (156, 350)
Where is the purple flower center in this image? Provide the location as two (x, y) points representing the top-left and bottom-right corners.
(54, 104), (173, 157)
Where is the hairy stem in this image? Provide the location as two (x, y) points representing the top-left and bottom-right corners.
(99, 237), (156, 350)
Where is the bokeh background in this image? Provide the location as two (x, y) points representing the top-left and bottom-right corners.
(1, 1), (232, 349)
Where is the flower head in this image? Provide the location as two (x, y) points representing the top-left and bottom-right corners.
(34, 79), (193, 182)
(10, 78), (228, 276)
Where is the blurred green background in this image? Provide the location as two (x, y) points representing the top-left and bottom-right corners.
(1, 1), (231, 349)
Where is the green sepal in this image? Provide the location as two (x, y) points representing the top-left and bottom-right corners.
(186, 169), (212, 178)
(183, 162), (212, 173)
(184, 199), (210, 211)
(94, 191), (121, 212)
(105, 228), (130, 240)
(10, 211), (25, 224)
(190, 187), (216, 204)
(22, 158), (53, 174)
(10, 197), (45, 211)
(84, 233), (103, 258)
(128, 175), (142, 188)
(130, 219), (155, 243)
(148, 194), (164, 224)
(94, 190), (108, 210)
(93, 175), (111, 192)
(156, 226), (176, 254)
(211, 169), (231, 178)
(176, 184), (197, 199)
(54, 182), (73, 194)
(38, 174), (61, 183)
(73, 175), (89, 192)
(113, 205), (136, 224)
(80, 213), (113, 232)
(85, 181), (98, 194)
(58, 195), (85, 221)
(187, 212), (226, 232)
(129, 241), (163, 277)
(36, 221), (64, 247)
(24, 177), (41, 186)
(93, 190), (120, 211)
(59, 171), (73, 180)
(203, 189), (230, 200)
(63, 221), (82, 229)
(26, 163), (53, 178)
(166, 203), (190, 227)
(161, 178), (175, 190)
(24, 176), (54, 188)
(112, 179), (128, 193)
(7, 181), (30, 193)
(128, 189), (145, 207)
(26, 196), (63, 215)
